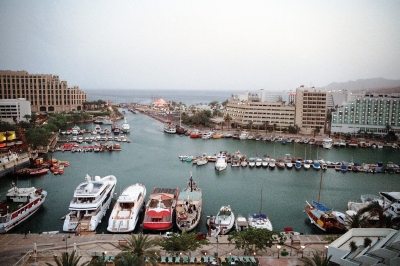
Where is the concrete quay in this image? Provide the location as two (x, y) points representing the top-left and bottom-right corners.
(0, 232), (331, 266)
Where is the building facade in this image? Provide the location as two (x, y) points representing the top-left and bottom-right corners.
(0, 70), (87, 114)
(224, 90), (295, 131)
(295, 86), (328, 135)
(0, 98), (31, 124)
(331, 92), (400, 136)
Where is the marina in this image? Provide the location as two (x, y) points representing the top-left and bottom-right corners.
(0, 110), (399, 236)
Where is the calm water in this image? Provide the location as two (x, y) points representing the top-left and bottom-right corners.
(1, 111), (400, 235)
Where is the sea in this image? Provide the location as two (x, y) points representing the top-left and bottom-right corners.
(1, 89), (400, 236)
(85, 88), (244, 106)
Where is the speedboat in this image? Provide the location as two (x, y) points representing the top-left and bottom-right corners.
(107, 183), (146, 233)
(312, 161), (321, 170)
(269, 158), (276, 169)
(176, 173), (202, 232)
(207, 205), (235, 235)
(0, 182), (47, 233)
(248, 158), (256, 167)
(215, 152), (227, 171)
(63, 174), (117, 232)
(121, 118), (130, 133)
(142, 187), (178, 231)
(255, 158), (263, 167)
(295, 161), (302, 170)
(235, 214), (248, 231)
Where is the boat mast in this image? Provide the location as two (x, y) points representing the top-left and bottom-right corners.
(259, 188), (263, 219)
(318, 171), (323, 204)
(189, 171), (193, 192)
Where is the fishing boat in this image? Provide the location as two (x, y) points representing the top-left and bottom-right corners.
(63, 174), (117, 232)
(207, 205), (235, 235)
(305, 172), (345, 233)
(107, 183), (146, 233)
(142, 187), (179, 231)
(0, 182), (47, 233)
(214, 152), (227, 171)
(248, 188), (273, 231)
(176, 173), (202, 232)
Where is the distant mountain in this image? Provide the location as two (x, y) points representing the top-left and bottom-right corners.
(323, 78), (400, 92)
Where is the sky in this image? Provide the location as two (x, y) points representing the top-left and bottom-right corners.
(0, 1), (399, 91)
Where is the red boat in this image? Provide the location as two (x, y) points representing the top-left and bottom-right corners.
(29, 168), (49, 176)
(142, 187), (178, 231)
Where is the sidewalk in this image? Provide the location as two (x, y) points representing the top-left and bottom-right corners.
(0, 233), (330, 266)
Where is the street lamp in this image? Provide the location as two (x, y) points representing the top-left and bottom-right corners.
(301, 245), (305, 258)
(62, 235), (69, 256)
(277, 245), (281, 259)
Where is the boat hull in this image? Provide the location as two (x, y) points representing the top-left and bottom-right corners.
(0, 188), (47, 233)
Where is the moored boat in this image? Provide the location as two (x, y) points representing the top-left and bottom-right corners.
(0, 182), (47, 233)
(107, 183), (146, 233)
(305, 201), (345, 233)
(248, 188), (273, 231)
(63, 174), (117, 232)
(176, 173), (202, 232)
(207, 205), (235, 235)
(214, 152), (227, 171)
(142, 187), (178, 231)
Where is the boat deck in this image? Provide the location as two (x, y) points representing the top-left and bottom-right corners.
(152, 188), (177, 194)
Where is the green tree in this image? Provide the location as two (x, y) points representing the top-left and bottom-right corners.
(113, 253), (140, 266)
(358, 201), (386, 228)
(46, 250), (89, 266)
(345, 213), (368, 230)
(118, 233), (158, 266)
(25, 127), (52, 148)
(363, 237), (372, 248)
(227, 227), (286, 253)
(349, 241), (358, 252)
(24, 114), (31, 122)
(298, 252), (332, 266)
(156, 232), (209, 255)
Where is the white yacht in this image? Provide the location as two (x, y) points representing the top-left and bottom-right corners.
(121, 118), (130, 133)
(63, 174), (117, 233)
(176, 173), (202, 232)
(207, 205), (235, 235)
(214, 152), (227, 171)
(322, 138), (333, 149)
(0, 182), (47, 233)
(107, 183), (146, 233)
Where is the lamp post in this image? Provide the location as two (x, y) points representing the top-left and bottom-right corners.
(301, 245), (305, 258)
(277, 245), (281, 259)
(62, 235), (69, 257)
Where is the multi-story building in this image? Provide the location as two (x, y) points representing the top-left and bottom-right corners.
(224, 90), (295, 131)
(0, 98), (31, 124)
(331, 92), (400, 136)
(0, 70), (87, 114)
(295, 86), (328, 135)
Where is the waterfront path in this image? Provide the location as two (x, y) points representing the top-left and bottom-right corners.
(0, 232), (331, 266)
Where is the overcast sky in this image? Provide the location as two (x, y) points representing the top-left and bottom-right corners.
(0, 1), (399, 91)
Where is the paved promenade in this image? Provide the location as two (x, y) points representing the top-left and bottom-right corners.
(0, 232), (331, 266)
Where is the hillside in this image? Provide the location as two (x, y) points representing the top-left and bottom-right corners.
(323, 78), (400, 92)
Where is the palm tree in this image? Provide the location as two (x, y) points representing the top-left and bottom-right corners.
(118, 233), (158, 266)
(345, 212), (368, 229)
(358, 201), (386, 228)
(298, 252), (332, 266)
(46, 250), (89, 266)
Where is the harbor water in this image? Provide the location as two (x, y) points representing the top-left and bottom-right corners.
(1, 111), (400, 236)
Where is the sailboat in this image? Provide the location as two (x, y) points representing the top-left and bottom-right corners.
(248, 188), (273, 231)
(176, 111), (187, 135)
(305, 171), (345, 233)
